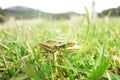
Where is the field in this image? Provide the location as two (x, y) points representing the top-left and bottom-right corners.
(0, 16), (120, 80)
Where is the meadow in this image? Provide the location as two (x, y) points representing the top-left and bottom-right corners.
(0, 16), (120, 80)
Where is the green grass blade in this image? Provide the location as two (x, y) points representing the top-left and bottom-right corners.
(88, 45), (110, 80)
(25, 60), (47, 80)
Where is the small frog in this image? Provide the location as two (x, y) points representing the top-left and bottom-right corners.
(39, 40), (80, 53)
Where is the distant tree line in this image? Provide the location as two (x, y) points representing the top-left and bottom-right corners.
(99, 6), (120, 17)
(1, 6), (120, 22)
(40, 12), (77, 20)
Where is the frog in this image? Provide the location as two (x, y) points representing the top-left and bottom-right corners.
(39, 39), (80, 53)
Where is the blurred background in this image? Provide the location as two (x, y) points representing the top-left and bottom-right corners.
(0, 0), (120, 23)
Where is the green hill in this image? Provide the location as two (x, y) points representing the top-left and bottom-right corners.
(99, 6), (120, 17)
(4, 6), (80, 20)
(4, 6), (42, 19)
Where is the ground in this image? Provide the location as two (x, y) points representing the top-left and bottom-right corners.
(0, 17), (120, 80)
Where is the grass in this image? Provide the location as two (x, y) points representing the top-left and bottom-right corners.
(0, 16), (120, 80)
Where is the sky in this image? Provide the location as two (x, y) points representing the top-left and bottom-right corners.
(0, 0), (120, 13)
